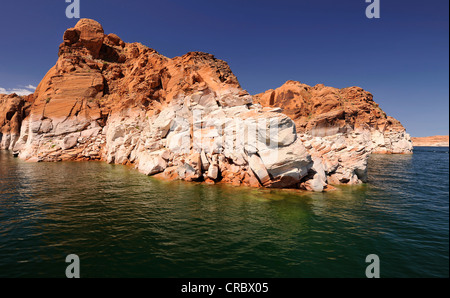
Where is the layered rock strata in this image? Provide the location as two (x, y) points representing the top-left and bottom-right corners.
(412, 136), (449, 147)
(254, 80), (413, 154)
(0, 19), (413, 191)
(254, 81), (413, 187)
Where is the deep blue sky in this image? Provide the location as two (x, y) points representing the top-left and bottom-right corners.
(0, 0), (448, 137)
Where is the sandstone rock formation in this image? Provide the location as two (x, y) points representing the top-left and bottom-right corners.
(254, 81), (413, 154)
(0, 19), (413, 192)
(412, 136), (449, 147)
(0, 94), (32, 150)
(254, 81), (413, 186)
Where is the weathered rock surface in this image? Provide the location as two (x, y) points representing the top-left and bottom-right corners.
(254, 80), (413, 186)
(1, 19), (414, 192)
(0, 94), (32, 150)
(254, 80), (413, 154)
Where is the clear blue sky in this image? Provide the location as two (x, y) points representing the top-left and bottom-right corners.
(0, 0), (448, 137)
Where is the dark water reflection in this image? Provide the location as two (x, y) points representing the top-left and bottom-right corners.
(0, 147), (448, 277)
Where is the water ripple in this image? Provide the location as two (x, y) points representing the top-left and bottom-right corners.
(0, 148), (448, 277)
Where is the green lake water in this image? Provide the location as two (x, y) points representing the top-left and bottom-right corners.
(0, 147), (448, 277)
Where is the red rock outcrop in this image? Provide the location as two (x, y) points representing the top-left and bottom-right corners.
(1, 19), (413, 191)
(11, 19), (311, 190)
(254, 80), (412, 154)
(0, 94), (32, 150)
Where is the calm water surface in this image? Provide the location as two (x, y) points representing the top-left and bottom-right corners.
(0, 147), (448, 277)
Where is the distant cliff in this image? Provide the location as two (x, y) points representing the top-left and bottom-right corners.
(412, 136), (449, 147)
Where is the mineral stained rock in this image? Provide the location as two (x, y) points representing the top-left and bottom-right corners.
(0, 19), (413, 191)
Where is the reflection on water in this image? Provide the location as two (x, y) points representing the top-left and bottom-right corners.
(0, 147), (448, 277)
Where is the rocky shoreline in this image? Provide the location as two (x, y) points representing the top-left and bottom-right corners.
(0, 19), (413, 192)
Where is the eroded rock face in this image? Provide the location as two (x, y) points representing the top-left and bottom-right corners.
(1, 19), (413, 192)
(0, 94), (31, 150)
(101, 91), (313, 188)
(62, 19), (105, 58)
(254, 80), (413, 154)
(254, 80), (413, 187)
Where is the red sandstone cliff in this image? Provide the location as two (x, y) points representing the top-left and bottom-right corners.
(0, 19), (413, 191)
(0, 94), (32, 150)
(254, 80), (412, 154)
